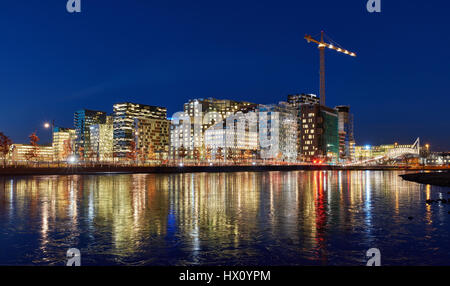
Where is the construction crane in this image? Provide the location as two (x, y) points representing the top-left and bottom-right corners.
(304, 31), (356, 106)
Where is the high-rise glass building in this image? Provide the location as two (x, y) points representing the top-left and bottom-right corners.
(74, 109), (107, 158)
(113, 102), (167, 158)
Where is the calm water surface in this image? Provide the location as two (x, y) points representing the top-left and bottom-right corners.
(0, 171), (449, 266)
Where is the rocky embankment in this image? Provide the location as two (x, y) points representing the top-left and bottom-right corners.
(400, 172), (450, 187)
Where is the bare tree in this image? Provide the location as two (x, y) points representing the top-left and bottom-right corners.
(0, 132), (12, 167)
(25, 132), (40, 163)
(126, 141), (138, 163)
(178, 145), (187, 164)
(62, 139), (73, 160)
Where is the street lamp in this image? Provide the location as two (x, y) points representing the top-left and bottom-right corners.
(43, 120), (55, 163)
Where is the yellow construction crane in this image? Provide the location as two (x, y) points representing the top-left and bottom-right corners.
(304, 31), (356, 106)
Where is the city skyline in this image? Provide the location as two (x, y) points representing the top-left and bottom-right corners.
(0, 1), (449, 150)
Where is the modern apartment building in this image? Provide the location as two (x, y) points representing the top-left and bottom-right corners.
(89, 116), (114, 161)
(52, 127), (76, 161)
(287, 93), (320, 159)
(171, 98), (257, 159)
(133, 117), (170, 160)
(11, 144), (54, 162)
(74, 109), (107, 157)
(259, 102), (298, 161)
(204, 111), (258, 161)
(113, 102), (167, 158)
(299, 103), (339, 162)
(336, 105), (355, 162)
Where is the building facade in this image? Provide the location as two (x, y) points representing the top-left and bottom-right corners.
(113, 102), (167, 158)
(299, 103), (339, 162)
(335, 105), (355, 162)
(287, 93), (320, 159)
(171, 98), (257, 160)
(424, 152), (450, 166)
(11, 144), (54, 162)
(52, 127), (76, 161)
(133, 117), (170, 161)
(204, 111), (259, 161)
(259, 102), (298, 161)
(74, 109), (107, 158)
(89, 116), (114, 161)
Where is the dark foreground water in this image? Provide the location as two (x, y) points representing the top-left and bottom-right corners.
(0, 171), (449, 266)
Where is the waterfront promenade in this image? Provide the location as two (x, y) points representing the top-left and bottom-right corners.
(0, 163), (448, 176)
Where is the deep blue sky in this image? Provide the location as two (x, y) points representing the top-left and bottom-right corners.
(0, 1), (449, 150)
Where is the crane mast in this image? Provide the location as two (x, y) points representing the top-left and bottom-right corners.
(305, 31), (356, 106)
(319, 31), (326, 106)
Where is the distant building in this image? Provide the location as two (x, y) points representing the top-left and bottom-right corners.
(113, 102), (167, 158)
(424, 152), (450, 166)
(74, 109), (107, 158)
(52, 127), (76, 161)
(89, 116), (114, 161)
(335, 105), (355, 162)
(133, 117), (170, 161)
(354, 140), (420, 162)
(287, 93), (320, 107)
(354, 145), (394, 161)
(299, 103), (339, 162)
(11, 144), (54, 162)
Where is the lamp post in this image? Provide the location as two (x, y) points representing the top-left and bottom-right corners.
(44, 120), (55, 163)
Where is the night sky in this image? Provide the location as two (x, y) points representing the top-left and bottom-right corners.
(0, 1), (449, 150)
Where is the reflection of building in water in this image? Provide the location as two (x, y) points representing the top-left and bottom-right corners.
(88, 174), (170, 253)
(0, 170), (436, 265)
(167, 172), (260, 250)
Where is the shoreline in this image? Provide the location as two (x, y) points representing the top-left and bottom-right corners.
(400, 172), (450, 187)
(0, 165), (449, 176)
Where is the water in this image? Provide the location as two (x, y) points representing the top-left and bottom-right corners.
(0, 170), (449, 266)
